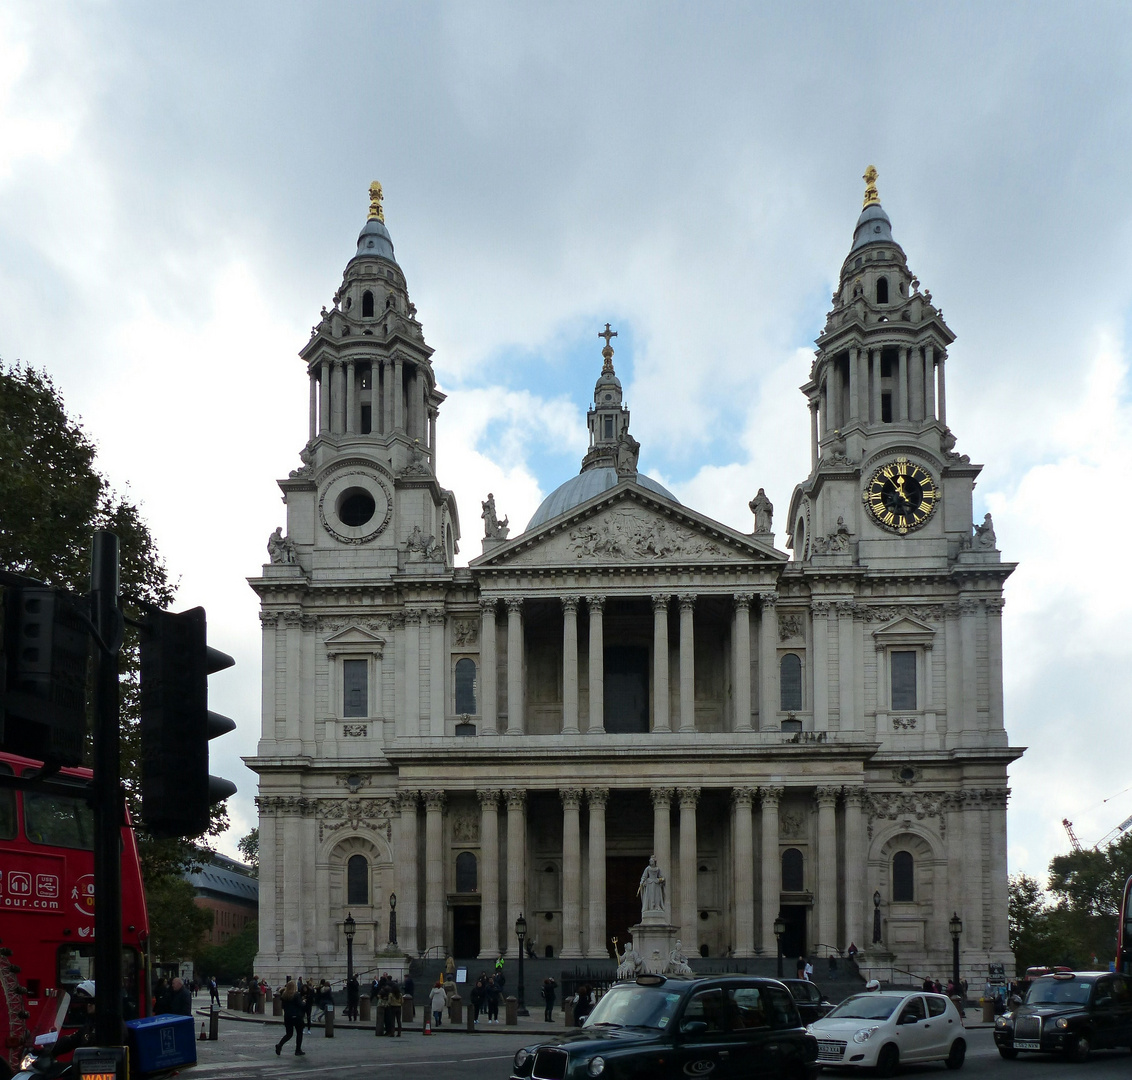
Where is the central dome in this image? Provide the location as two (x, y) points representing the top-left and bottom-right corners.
(526, 468), (678, 531)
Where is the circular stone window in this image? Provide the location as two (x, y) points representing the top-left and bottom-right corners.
(318, 469), (392, 544)
(338, 488), (376, 527)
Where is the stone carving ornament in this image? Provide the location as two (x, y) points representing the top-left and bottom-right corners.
(481, 492), (510, 539)
(778, 612), (804, 641)
(567, 512), (724, 561)
(452, 619), (479, 647)
(451, 807), (479, 842)
(267, 527), (298, 565)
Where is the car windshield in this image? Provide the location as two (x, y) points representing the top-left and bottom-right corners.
(1024, 978), (1092, 1006)
(584, 985), (684, 1030)
(825, 994), (902, 1020)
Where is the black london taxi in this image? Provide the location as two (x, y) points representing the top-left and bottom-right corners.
(780, 980), (834, 1025)
(509, 974), (820, 1080)
(993, 970), (1132, 1061)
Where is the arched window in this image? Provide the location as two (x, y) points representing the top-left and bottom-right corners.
(780, 654), (802, 710)
(362, 290), (375, 318)
(782, 847), (804, 892)
(455, 658), (477, 714)
(455, 851), (478, 893)
(892, 850), (914, 902)
(347, 854), (368, 905)
(876, 276), (889, 304)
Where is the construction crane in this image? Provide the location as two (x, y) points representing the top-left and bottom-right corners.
(1063, 818), (1083, 852)
(1062, 813), (1132, 852)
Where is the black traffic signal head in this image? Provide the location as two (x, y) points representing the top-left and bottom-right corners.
(139, 606), (236, 838)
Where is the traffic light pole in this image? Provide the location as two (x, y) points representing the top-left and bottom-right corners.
(90, 532), (123, 1048)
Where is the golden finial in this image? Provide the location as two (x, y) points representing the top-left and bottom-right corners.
(368, 180), (385, 223)
(862, 165), (880, 208)
(598, 323), (617, 373)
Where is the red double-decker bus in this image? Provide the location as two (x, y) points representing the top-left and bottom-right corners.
(0, 751), (150, 1077)
(1118, 873), (1132, 976)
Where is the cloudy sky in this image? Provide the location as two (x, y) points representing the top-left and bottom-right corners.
(2, 1), (1130, 890)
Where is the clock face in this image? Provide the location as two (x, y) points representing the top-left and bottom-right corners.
(864, 458), (938, 534)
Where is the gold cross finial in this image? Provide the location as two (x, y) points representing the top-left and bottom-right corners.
(599, 323), (617, 373)
(368, 180), (385, 223)
(862, 166), (880, 208)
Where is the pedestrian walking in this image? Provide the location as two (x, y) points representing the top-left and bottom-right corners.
(429, 981), (447, 1028)
(574, 984), (593, 1027)
(302, 980), (315, 1031)
(208, 976), (220, 1008)
(388, 980), (403, 1036)
(275, 980), (306, 1057)
(541, 977), (557, 1023)
(470, 977), (485, 1025)
(486, 975), (501, 1023)
(346, 975), (359, 1021)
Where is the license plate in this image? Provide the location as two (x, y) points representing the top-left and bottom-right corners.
(1014, 1041), (1040, 1050)
(818, 1042), (843, 1057)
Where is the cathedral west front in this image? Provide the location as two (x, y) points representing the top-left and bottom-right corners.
(247, 171), (1020, 985)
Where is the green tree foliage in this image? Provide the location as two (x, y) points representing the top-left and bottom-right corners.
(194, 920), (258, 984)
(1048, 832), (1132, 917)
(146, 875), (214, 964)
(237, 827), (259, 876)
(0, 361), (228, 886)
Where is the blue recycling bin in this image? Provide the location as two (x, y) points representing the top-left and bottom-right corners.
(126, 1014), (197, 1074)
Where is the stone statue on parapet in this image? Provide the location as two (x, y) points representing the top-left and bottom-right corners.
(973, 512), (997, 550)
(267, 527), (297, 565)
(612, 937), (643, 981)
(749, 488), (774, 533)
(405, 525), (439, 558)
(615, 431), (640, 478)
(666, 940), (693, 976)
(481, 493), (510, 539)
(637, 854), (666, 915)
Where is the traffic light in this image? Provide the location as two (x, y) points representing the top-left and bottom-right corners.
(0, 584), (90, 766)
(139, 606), (236, 838)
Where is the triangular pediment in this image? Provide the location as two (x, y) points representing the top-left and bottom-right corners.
(471, 483), (786, 569)
(324, 626), (386, 655)
(872, 615), (935, 643)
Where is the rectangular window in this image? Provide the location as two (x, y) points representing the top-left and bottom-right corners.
(342, 659), (368, 718)
(26, 791), (94, 849)
(891, 650), (917, 711)
(881, 392), (893, 423)
(603, 416), (614, 439)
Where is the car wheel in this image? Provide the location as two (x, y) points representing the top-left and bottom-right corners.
(875, 1043), (900, 1077)
(945, 1039), (966, 1069)
(997, 1046), (1018, 1060)
(1067, 1033), (1091, 1063)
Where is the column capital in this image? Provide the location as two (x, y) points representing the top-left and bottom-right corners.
(426, 607), (445, 625)
(476, 789), (501, 808)
(259, 610), (281, 627)
(958, 597), (980, 616)
(986, 597), (1006, 615)
(732, 592), (754, 611)
(835, 599), (857, 617)
(504, 789), (528, 811)
(650, 787), (675, 808)
(678, 594), (696, 612)
(479, 597), (498, 615)
(422, 789), (446, 812)
(759, 786), (785, 807)
(586, 787), (609, 809)
(843, 786), (868, 809)
(678, 787), (701, 809)
(811, 600), (832, 617)
(586, 595), (605, 613)
(561, 788), (584, 809)
(731, 786), (757, 808)
(651, 593), (671, 613)
(404, 609), (422, 625)
(758, 591), (778, 610)
(506, 598), (525, 615)
(396, 790), (420, 813)
(814, 786), (840, 807)
(561, 596), (580, 614)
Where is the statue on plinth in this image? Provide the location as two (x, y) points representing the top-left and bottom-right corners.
(637, 855), (666, 916)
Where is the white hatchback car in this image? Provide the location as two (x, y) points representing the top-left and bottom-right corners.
(808, 990), (966, 1075)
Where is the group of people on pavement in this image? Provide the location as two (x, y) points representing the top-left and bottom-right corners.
(467, 968), (506, 1024)
(371, 972), (407, 1035)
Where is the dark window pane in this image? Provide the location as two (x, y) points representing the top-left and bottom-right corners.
(782, 847), (804, 891)
(604, 646), (649, 733)
(876, 276), (889, 304)
(0, 783), (15, 840)
(455, 658), (477, 715)
(891, 651), (917, 710)
(26, 791), (93, 849)
(455, 851), (477, 893)
(780, 654), (802, 710)
(892, 850), (914, 902)
(347, 854), (368, 905)
(343, 659), (368, 718)
(362, 290), (374, 318)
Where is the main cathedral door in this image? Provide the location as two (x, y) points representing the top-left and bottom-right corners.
(452, 907), (480, 959)
(606, 856), (643, 955)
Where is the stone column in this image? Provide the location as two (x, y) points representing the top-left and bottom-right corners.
(732, 594), (753, 731)
(429, 609), (445, 737)
(843, 787), (867, 950)
(562, 597), (580, 733)
(652, 595), (670, 731)
(331, 360), (345, 433)
(758, 593), (778, 731)
(319, 361), (330, 434)
(308, 370), (318, 442)
(587, 597), (605, 732)
(759, 787), (784, 950)
(560, 788), (584, 957)
(987, 599), (1005, 733)
(259, 612), (278, 745)
(477, 790), (501, 959)
(383, 359), (394, 434)
(428, 407), (438, 473)
(848, 346), (859, 421)
(281, 810), (304, 955)
(479, 599), (498, 734)
(258, 806), (278, 962)
(586, 788), (609, 958)
(397, 791), (420, 954)
(963, 789), (985, 950)
(505, 790), (527, 956)
(924, 344), (936, 420)
(393, 357), (404, 431)
(370, 361), (381, 434)
(959, 598), (979, 736)
(988, 789), (1010, 952)
(678, 788), (700, 942)
(937, 351), (947, 427)
(909, 345), (923, 422)
(732, 787), (756, 957)
(857, 346), (870, 424)
(404, 610), (421, 737)
(837, 601), (857, 732)
(870, 348), (881, 424)
(345, 359), (356, 433)
(815, 787), (839, 951)
(812, 602), (830, 730)
(678, 595), (696, 731)
(897, 346), (908, 421)
(506, 599), (524, 735)
(424, 790), (446, 953)
(809, 400), (819, 471)
(651, 788), (673, 896)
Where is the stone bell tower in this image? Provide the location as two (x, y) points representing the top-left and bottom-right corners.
(275, 182), (460, 574)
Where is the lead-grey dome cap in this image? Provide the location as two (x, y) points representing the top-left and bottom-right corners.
(354, 218), (397, 263)
(526, 468), (679, 531)
(850, 202), (893, 252)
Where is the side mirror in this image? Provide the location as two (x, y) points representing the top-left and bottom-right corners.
(681, 1020), (708, 1036)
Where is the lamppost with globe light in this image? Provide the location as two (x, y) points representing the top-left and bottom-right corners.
(773, 912), (786, 978)
(949, 912), (963, 996)
(515, 913), (529, 1016)
(388, 892), (397, 946)
(344, 912), (356, 1001)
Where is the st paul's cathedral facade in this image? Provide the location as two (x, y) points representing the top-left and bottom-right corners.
(247, 170), (1020, 984)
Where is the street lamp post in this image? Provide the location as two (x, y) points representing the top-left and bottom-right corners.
(773, 913), (786, 979)
(344, 913), (356, 1017)
(388, 892), (398, 946)
(949, 912), (963, 997)
(515, 913), (529, 1016)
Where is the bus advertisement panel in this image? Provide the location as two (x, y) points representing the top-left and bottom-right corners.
(0, 752), (149, 1076)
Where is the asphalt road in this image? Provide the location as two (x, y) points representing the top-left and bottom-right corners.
(190, 1014), (1132, 1079)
